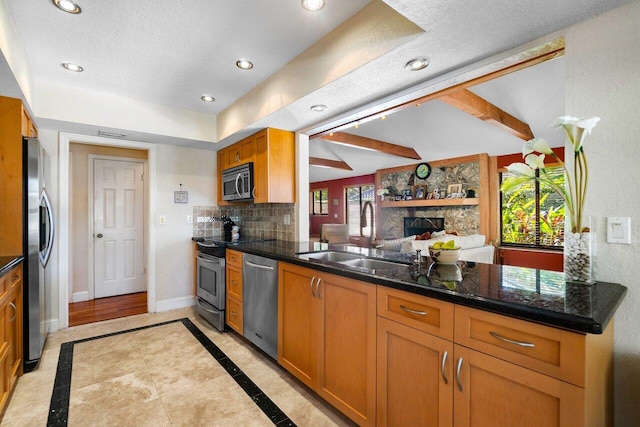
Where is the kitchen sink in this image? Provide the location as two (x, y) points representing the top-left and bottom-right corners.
(297, 251), (409, 271)
(339, 258), (406, 270)
(298, 251), (363, 263)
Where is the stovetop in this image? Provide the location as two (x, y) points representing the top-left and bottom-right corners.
(195, 238), (274, 257)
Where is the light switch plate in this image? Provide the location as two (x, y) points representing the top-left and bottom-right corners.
(607, 217), (631, 244)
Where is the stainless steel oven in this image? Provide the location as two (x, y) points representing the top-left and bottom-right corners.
(196, 249), (225, 331)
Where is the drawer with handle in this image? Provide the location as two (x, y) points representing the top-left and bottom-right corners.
(377, 286), (454, 340)
(226, 249), (243, 268)
(454, 305), (586, 386)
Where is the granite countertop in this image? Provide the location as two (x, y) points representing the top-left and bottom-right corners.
(0, 255), (23, 277)
(227, 240), (627, 335)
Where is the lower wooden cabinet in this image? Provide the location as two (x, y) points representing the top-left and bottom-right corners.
(0, 263), (23, 416)
(377, 316), (453, 427)
(453, 344), (584, 427)
(225, 249), (243, 334)
(278, 262), (376, 426)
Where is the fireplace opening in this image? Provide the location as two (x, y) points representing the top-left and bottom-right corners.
(403, 217), (445, 237)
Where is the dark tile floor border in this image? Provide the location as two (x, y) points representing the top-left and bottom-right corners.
(47, 318), (296, 426)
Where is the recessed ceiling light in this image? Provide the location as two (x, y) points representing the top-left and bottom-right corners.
(405, 57), (430, 71)
(236, 59), (254, 70)
(201, 95), (215, 102)
(310, 104), (327, 112)
(52, 0), (81, 14)
(301, 0), (325, 11)
(61, 62), (84, 72)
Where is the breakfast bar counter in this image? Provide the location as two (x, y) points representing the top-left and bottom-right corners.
(227, 240), (626, 334)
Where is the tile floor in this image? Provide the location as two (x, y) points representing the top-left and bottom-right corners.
(2, 306), (354, 426)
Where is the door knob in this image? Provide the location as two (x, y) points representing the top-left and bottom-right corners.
(96, 233), (103, 238)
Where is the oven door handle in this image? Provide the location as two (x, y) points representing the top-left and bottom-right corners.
(197, 299), (219, 314)
(197, 253), (222, 264)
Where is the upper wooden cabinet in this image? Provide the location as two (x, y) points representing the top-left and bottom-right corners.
(218, 128), (295, 205)
(0, 96), (38, 256)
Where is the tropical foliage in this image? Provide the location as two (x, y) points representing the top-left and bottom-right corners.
(501, 116), (600, 233)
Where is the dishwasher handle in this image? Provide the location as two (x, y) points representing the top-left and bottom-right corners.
(245, 260), (275, 270)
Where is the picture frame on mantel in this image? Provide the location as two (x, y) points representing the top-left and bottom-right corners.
(413, 185), (427, 199)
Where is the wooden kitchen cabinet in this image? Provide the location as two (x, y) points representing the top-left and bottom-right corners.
(225, 249), (243, 334)
(217, 128), (295, 205)
(374, 287), (611, 427)
(278, 262), (376, 426)
(377, 316), (453, 427)
(453, 344), (584, 427)
(0, 96), (38, 256)
(453, 305), (612, 427)
(0, 263), (23, 415)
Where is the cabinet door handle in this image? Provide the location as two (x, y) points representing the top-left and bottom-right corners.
(9, 302), (17, 322)
(310, 277), (316, 297)
(441, 350), (448, 385)
(489, 331), (535, 348)
(456, 357), (464, 392)
(316, 277), (322, 299)
(399, 305), (427, 316)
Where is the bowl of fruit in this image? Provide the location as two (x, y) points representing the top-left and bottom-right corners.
(428, 239), (461, 264)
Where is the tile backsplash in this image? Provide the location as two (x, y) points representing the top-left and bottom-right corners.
(193, 203), (297, 241)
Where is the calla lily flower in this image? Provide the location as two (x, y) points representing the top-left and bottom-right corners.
(525, 153), (546, 170)
(523, 138), (553, 156)
(505, 162), (535, 178)
(504, 115), (599, 233)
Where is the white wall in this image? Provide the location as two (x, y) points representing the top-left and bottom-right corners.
(565, 2), (640, 424)
(154, 143), (216, 309)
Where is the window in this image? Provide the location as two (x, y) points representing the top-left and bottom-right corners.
(345, 185), (374, 236)
(311, 189), (329, 215)
(500, 166), (565, 248)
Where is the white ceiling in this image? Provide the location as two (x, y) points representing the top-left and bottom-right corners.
(2, 0), (633, 172)
(309, 55), (566, 182)
(5, 0), (371, 116)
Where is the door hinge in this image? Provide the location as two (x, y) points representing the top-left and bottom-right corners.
(141, 173), (144, 181)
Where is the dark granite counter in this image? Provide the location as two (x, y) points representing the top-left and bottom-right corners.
(229, 240), (627, 335)
(0, 256), (23, 277)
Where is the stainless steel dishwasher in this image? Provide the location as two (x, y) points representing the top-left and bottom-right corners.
(242, 253), (279, 359)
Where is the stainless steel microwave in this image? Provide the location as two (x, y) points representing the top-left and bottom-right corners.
(222, 162), (254, 201)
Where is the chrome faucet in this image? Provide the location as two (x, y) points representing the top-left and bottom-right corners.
(360, 200), (375, 247)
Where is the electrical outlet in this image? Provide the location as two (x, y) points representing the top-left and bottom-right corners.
(187, 215), (193, 224)
(284, 214), (291, 225)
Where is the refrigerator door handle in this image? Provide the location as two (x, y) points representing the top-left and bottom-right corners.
(39, 189), (54, 267)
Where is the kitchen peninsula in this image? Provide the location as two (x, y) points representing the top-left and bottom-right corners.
(218, 240), (626, 427)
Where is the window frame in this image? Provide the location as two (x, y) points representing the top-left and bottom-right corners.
(499, 164), (565, 250)
(311, 188), (329, 216)
(344, 184), (375, 236)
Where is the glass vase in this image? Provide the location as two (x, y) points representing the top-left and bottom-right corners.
(564, 230), (594, 284)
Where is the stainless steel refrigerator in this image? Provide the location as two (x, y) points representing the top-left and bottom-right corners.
(23, 137), (54, 372)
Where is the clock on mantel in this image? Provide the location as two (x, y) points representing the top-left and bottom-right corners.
(415, 162), (431, 179)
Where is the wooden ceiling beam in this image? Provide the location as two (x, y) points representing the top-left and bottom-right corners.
(439, 88), (534, 141)
(309, 157), (353, 170)
(319, 132), (421, 160)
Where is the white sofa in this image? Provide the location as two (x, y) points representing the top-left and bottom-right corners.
(380, 233), (495, 264)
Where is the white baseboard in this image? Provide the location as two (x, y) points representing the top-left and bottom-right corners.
(155, 296), (196, 313)
(72, 291), (89, 302)
(46, 318), (59, 333)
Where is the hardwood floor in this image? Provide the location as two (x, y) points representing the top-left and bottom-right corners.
(69, 292), (148, 327)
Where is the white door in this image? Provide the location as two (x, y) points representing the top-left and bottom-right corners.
(94, 158), (145, 298)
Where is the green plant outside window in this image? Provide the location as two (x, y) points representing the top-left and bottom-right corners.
(501, 166), (565, 248)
